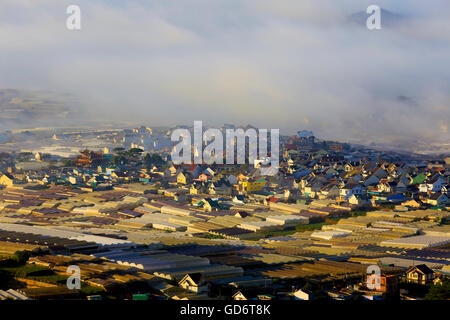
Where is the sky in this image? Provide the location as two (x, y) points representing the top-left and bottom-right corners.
(0, 0), (449, 146)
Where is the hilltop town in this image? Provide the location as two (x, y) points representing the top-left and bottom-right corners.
(0, 126), (449, 301)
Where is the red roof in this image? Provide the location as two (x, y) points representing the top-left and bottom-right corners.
(187, 164), (198, 172)
(285, 144), (297, 150)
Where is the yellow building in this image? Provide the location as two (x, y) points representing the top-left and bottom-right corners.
(177, 172), (187, 185)
(401, 199), (421, 208)
(406, 265), (435, 285)
(0, 174), (14, 187)
(240, 178), (266, 192)
(189, 185), (199, 195)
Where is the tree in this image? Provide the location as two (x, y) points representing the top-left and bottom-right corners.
(111, 155), (127, 166)
(11, 251), (30, 265)
(302, 282), (313, 291)
(61, 158), (75, 167)
(424, 280), (450, 300)
(143, 153), (166, 169)
(17, 152), (33, 162)
(128, 148), (144, 155)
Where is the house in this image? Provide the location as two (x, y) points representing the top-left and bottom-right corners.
(419, 176), (446, 193)
(433, 275), (445, 286)
(303, 181), (323, 197)
(203, 167), (215, 177)
(344, 163), (354, 172)
(139, 173), (152, 183)
(340, 182), (365, 200)
(379, 274), (399, 296)
(326, 290), (353, 300)
(76, 150), (105, 167)
(399, 175), (412, 186)
(426, 193), (449, 206)
(395, 181), (408, 193)
(325, 168), (339, 178)
(401, 199), (422, 208)
(195, 198), (212, 211)
(239, 178), (266, 193)
(187, 164), (202, 179)
(206, 183), (216, 195)
(412, 174), (427, 185)
(320, 183), (340, 199)
(377, 179), (392, 193)
(348, 194), (370, 206)
(178, 273), (208, 294)
(176, 172), (187, 185)
(110, 171), (129, 181)
(373, 167), (387, 178)
(68, 176), (80, 185)
(364, 175), (380, 187)
(257, 294), (275, 300)
(232, 290), (248, 300)
(196, 174), (209, 182)
(232, 195), (245, 205)
(293, 289), (313, 300)
(386, 193), (406, 203)
(165, 165), (177, 177)
(0, 173), (15, 187)
(190, 184), (200, 195)
(406, 264), (435, 285)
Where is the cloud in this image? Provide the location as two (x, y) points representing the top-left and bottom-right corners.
(0, 0), (448, 147)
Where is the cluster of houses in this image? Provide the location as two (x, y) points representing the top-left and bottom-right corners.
(0, 130), (449, 300)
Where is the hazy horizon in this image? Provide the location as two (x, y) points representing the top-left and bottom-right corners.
(0, 0), (449, 148)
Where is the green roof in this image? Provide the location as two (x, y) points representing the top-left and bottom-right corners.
(412, 174), (426, 185)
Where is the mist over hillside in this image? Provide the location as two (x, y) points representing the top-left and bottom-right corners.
(0, 89), (83, 129)
(0, 1), (449, 154)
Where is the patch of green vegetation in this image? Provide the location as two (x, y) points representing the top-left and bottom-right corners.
(295, 220), (337, 232)
(80, 285), (105, 296)
(262, 229), (298, 238)
(424, 280), (450, 300)
(0, 263), (68, 285)
(349, 210), (367, 217)
(61, 158), (76, 167)
(8, 251), (31, 265)
(25, 184), (50, 190)
(399, 282), (429, 298)
(201, 233), (226, 239)
(0, 264), (48, 277)
(262, 218), (341, 238)
(379, 203), (395, 210)
(29, 273), (69, 285)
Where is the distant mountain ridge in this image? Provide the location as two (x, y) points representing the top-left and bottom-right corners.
(348, 8), (405, 28)
(0, 89), (79, 129)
